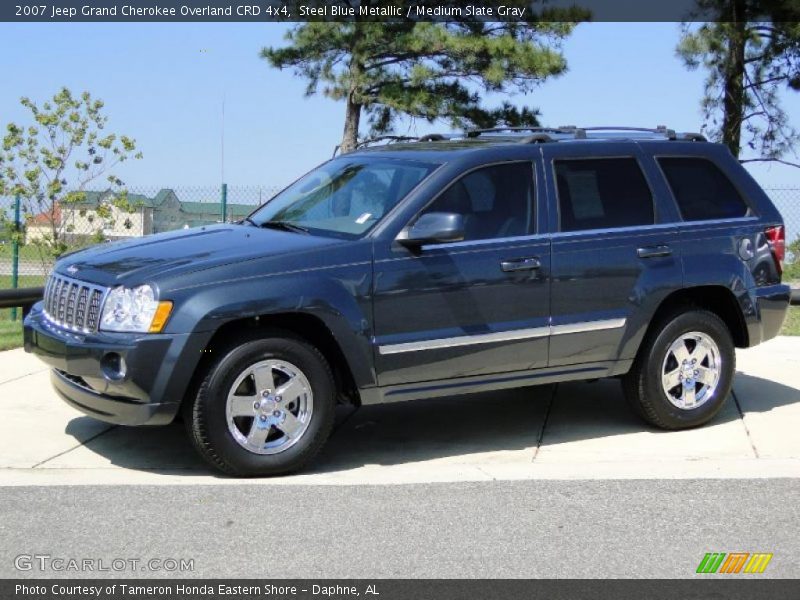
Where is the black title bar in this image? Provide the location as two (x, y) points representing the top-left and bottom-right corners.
(5, 579), (800, 600)
(5, 0), (800, 23)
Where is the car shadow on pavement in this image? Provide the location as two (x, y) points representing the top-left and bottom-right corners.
(59, 371), (799, 476)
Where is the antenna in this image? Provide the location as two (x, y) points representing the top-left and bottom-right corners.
(220, 94), (225, 183)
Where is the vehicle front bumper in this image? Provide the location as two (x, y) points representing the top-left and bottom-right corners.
(23, 303), (206, 426)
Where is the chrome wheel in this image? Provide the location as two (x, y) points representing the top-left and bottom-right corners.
(225, 359), (313, 455)
(661, 331), (721, 410)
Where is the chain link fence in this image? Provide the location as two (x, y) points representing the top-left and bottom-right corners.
(0, 184), (280, 285)
(1, 184), (798, 301)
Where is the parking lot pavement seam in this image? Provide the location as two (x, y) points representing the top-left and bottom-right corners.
(30, 424), (117, 468)
(532, 383), (557, 463)
(731, 388), (760, 459)
(0, 368), (48, 386)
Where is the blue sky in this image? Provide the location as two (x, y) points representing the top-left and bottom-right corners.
(1, 22), (798, 189)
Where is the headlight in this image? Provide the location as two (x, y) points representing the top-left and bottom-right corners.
(99, 284), (172, 333)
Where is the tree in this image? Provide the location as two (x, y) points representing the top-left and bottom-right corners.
(263, 11), (577, 153)
(0, 87), (142, 268)
(677, 0), (800, 163)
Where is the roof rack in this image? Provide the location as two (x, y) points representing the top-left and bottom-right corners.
(333, 126), (707, 156)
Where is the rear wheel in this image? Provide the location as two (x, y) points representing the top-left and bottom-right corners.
(623, 309), (735, 430)
(184, 332), (335, 476)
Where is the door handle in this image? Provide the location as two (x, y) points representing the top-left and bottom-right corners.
(637, 245), (672, 259)
(501, 257), (541, 272)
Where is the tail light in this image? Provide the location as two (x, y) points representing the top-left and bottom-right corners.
(765, 225), (785, 274)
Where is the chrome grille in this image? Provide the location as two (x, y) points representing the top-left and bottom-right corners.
(43, 274), (108, 333)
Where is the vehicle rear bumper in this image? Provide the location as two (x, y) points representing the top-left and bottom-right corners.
(746, 284), (791, 346)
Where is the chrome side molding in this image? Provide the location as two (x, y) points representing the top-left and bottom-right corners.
(378, 318), (626, 355)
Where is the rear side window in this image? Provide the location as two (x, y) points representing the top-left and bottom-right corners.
(658, 157), (749, 221)
(555, 158), (654, 232)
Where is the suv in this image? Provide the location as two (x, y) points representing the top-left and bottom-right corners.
(24, 126), (791, 476)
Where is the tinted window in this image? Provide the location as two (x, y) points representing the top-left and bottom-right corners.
(555, 158), (654, 232)
(658, 157), (749, 221)
(422, 162), (534, 241)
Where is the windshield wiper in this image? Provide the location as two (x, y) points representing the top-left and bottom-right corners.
(260, 220), (310, 234)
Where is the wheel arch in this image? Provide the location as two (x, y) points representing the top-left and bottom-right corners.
(643, 285), (749, 350)
(184, 312), (365, 412)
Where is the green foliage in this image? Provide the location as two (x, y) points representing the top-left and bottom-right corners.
(0, 87), (142, 270)
(784, 235), (800, 283)
(677, 1), (800, 159)
(262, 8), (581, 151)
(788, 233), (800, 262)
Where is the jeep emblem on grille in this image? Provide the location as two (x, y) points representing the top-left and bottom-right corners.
(66, 265), (78, 275)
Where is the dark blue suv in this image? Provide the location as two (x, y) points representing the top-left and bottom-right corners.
(24, 126), (791, 476)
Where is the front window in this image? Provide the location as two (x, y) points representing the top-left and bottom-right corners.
(420, 162), (535, 241)
(249, 156), (438, 238)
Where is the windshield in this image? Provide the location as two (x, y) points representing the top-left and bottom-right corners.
(248, 156), (438, 238)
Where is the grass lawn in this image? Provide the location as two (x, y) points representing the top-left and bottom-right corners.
(0, 274), (44, 350)
(0, 316), (22, 351)
(0, 274), (47, 289)
(781, 306), (800, 336)
(0, 243), (47, 263)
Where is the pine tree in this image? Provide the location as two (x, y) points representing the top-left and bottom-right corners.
(263, 16), (577, 152)
(677, 0), (800, 164)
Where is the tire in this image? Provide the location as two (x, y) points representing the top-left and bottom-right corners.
(184, 331), (336, 476)
(623, 309), (735, 430)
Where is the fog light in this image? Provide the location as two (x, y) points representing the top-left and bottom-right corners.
(101, 352), (127, 381)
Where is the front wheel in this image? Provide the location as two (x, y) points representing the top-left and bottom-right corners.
(623, 309), (735, 430)
(184, 333), (336, 476)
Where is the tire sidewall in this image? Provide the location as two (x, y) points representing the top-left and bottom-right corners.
(640, 311), (735, 428)
(196, 336), (335, 475)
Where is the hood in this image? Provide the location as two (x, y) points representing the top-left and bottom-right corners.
(55, 224), (345, 287)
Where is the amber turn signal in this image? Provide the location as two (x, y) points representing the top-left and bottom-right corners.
(148, 301), (173, 333)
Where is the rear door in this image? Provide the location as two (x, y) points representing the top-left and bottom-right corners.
(542, 143), (683, 367)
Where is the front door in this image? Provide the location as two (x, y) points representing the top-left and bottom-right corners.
(372, 160), (551, 386)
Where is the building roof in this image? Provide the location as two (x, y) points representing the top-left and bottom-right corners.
(28, 203), (62, 227)
(77, 190), (157, 208)
(36, 190), (257, 222)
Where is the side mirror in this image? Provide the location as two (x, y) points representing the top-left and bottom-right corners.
(399, 212), (465, 247)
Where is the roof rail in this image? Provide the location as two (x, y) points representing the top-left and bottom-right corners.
(679, 132), (707, 142)
(579, 125), (677, 140)
(465, 126), (583, 139)
(333, 133), (452, 157)
(468, 125), (707, 144)
(333, 126), (707, 156)
(356, 135), (419, 148)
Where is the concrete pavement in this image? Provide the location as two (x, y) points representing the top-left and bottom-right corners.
(2, 479), (799, 578)
(1, 337), (799, 485)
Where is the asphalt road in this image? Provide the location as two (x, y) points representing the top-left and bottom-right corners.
(1, 479), (797, 579)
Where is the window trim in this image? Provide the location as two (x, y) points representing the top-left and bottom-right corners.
(654, 154), (756, 223)
(400, 159), (540, 247)
(550, 155), (658, 234)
